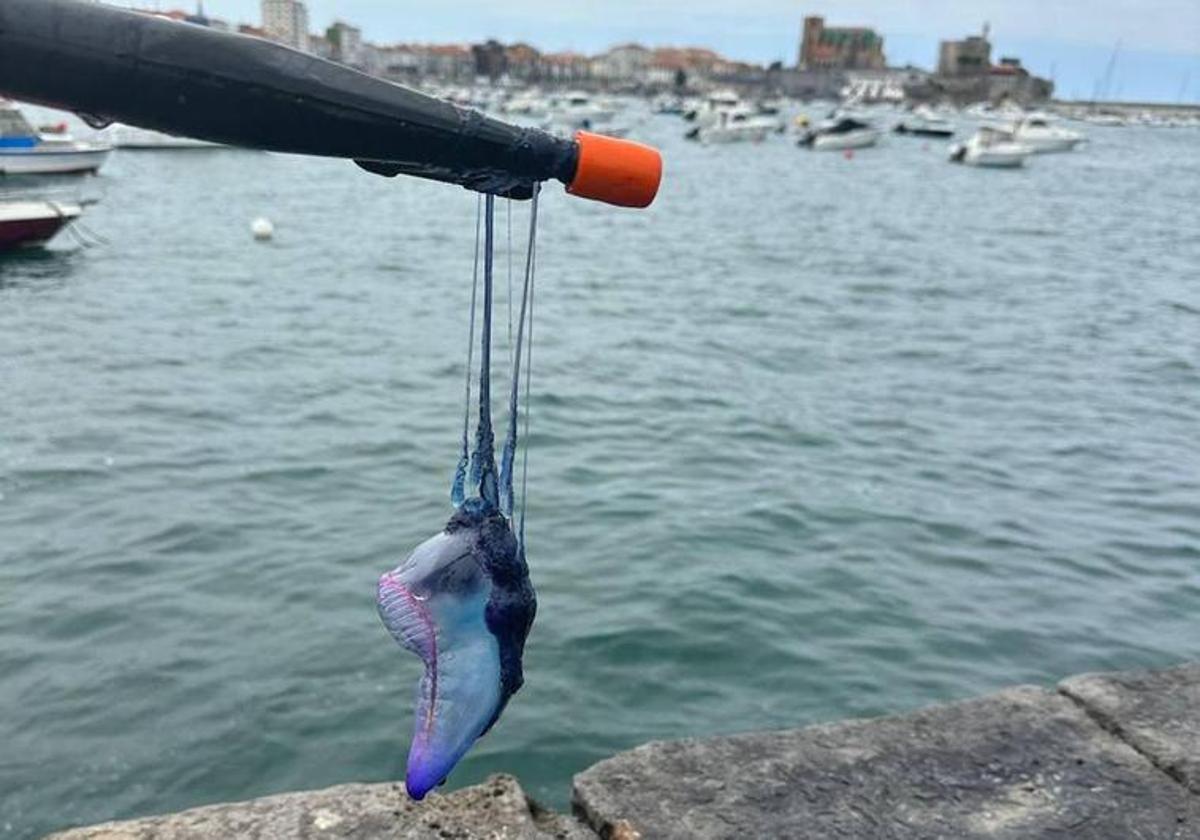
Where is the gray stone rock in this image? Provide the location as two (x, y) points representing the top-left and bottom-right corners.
(1060, 662), (1200, 794)
(572, 687), (1200, 840)
(46, 774), (596, 840)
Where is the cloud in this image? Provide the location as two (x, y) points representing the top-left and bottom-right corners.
(195, 1), (1200, 56)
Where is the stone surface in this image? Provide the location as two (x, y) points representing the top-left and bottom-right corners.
(572, 687), (1200, 840)
(47, 774), (596, 840)
(43, 664), (1200, 840)
(1061, 663), (1200, 794)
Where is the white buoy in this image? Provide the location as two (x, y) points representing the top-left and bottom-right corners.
(250, 217), (274, 241)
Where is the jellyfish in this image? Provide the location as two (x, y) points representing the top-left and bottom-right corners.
(377, 192), (539, 800)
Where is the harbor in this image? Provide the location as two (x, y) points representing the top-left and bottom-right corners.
(2, 2), (1199, 838)
(3, 4), (1199, 250)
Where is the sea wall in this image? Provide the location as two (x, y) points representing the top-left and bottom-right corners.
(49, 663), (1200, 839)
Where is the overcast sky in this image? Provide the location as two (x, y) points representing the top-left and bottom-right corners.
(182, 1), (1199, 102)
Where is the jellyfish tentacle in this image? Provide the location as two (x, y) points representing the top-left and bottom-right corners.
(499, 186), (540, 521)
(506, 198), (514, 370)
(518, 200), (537, 550)
(469, 195), (500, 512)
(451, 196), (483, 508)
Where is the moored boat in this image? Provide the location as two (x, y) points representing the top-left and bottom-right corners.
(0, 199), (82, 249)
(0, 100), (111, 175)
(894, 105), (955, 138)
(949, 126), (1031, 168)
(687, 106), (774, 144)
(799, 116), (880, 151)
(684, 89), (743, 128)
(546, 91), (617, 126)
(1010, 113), (1084, 153)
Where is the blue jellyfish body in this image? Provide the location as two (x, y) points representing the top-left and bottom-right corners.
(377, 192), (540, 800)
(377, 506), (535, 799)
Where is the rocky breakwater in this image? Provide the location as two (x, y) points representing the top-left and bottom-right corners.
(49, 663), (1200, 839)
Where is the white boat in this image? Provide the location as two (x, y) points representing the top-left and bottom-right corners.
(0, 199), (82, 249)
(799, 116), (880, 151)
(687, 107), (773, 144)
(949, 126), (1031, 168)
(894, 105), (955, 138)
(547, 91), (616, 126)
(652, 95), (686, 115)
(1010, 114), (1084, 153)
(106, 124), (221, 150)
(502, 92), (549, 119)
(0, 100), (111, 175)
(1083, 113), (1126, 127)
(684, 89), (743, 129)
(544, 118), (631, 140)
(965, 100), (1027, 122)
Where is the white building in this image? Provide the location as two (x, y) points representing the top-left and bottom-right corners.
(590, 43), (651, 83)
(327, 21), (363, 67)
(261, 0), (308, 51)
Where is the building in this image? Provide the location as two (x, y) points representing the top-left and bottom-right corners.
(938, 26), (992, 77)
(308, 33), (333, 60)
(326, 21), (363, 66)
(988, 57), (1053, 101)
(541, 52), (592, 84)
(505, 43), (542, 83)
(373, 44), (422, 82)
(843, 66), (929, 103)
(591, 43), (652, 83)
(927, 27), (1052, 104)
(640, 47), (721, 88)
(260, 0), (308, 51)
(798, 16), (885, 71)
(472, 40), (507, 81)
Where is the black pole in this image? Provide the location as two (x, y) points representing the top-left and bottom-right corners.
(0, 0), (578, 198)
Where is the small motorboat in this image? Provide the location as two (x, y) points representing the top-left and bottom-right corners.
(1084, 112), (1127, 127)
(686, 106), (773, 144)
(799, 116), (880, 151)
(0, 100), (111, 175)
(0, 199), (82, 250)
(684, 89), (743, 128)
(949, 126), (1031, 168)
(1010, 114), (1084, 153)
(501, 91), (549, 119)
(894, 105), (955, 138)
(546, 91), (617, 126)
(652, 95), (686, 115)
(546, 117), (631, 140)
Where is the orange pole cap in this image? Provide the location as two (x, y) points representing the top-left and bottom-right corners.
(566, 130), (662, 209)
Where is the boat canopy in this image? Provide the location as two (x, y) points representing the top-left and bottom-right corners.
(0, 102), (39, 148)
(0, 0), (660, 208)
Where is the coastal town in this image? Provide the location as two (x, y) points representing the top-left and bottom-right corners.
(143, 1), (1056, 106)
(2, 0), (1195, 251)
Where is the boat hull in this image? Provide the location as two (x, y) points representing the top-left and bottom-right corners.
(950, 142), (1029, 168)
(0, 201), (81, 250)
(967, 149), (1027, 167)
(895, 125), (954, 138)
(0, 147), (111, 175)
(810, 129), (879, 150)
(1018, 136), (1082, 153)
